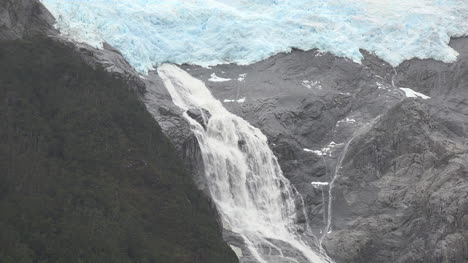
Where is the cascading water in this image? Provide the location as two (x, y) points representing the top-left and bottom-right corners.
(319, 118), (380, 243)
(320, 137), (355, 241)
(156, 64), (332, 263)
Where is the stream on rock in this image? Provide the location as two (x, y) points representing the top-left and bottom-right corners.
(156, 64), (332, 263)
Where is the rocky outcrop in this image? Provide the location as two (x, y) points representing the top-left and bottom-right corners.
(320, 39), (468, 263)
(187, 108), (211, 129)
(324, 99), (468, 262)
(0, 0), (56, 40)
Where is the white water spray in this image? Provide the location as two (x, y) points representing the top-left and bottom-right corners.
(156, 64), (332, 263)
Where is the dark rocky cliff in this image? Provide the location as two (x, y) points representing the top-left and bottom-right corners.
(0, 0), (237, 262)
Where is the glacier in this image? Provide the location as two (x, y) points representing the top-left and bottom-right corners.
(41, 0), (468, 73)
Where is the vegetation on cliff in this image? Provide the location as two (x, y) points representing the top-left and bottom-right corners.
(0, 38), (236, 263)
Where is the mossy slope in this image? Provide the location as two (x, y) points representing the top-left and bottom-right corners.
(0, 38), (237, 263)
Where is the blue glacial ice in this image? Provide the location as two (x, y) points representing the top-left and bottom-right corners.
(41, 0), (468, 73)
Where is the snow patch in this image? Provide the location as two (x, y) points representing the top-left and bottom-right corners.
(311, 182), (329, 188)
(238, 73), (247, 82)
(315, 50), (327, 57)
(337, 118), (357, 125)
(321, 141), (342, 156)
(304, 141), (342, 157)
(400, 88), (431, 99)
(302, 80), (322, 89)
(209, 73), (232, 82)
(224, 97), (246, 103)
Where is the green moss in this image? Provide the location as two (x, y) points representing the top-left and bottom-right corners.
(0, 38), (237, 263)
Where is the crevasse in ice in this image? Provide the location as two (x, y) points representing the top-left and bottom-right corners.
(41, 0), (468, 73)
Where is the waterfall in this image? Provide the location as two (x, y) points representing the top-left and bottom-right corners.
(156, 64), (332, 263)
(320, 137), (355, 241)
(320, 118), (380, 242)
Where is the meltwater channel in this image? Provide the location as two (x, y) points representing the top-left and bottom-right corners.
(154, 64), (332, 263)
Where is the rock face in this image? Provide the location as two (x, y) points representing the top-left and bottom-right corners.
(170, 39), (468, 262)
(0, 0), (56, 40)
(141, 70), (210, 193)
(186, 108), (211, 129)
(324, 99), (468, 263)
(138, 39), (468, 262)
(319, 39), (468, 263)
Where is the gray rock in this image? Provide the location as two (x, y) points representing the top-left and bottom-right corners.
(0, 0), (56, 40)
(187, 108), (211, 129)
(323, 99), (468, 263)
(179, 38), (468, 262)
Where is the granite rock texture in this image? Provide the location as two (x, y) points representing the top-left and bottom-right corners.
(166, 39), (468, 262)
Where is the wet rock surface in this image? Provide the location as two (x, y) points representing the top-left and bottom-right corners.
(187, 108), (211, 129)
